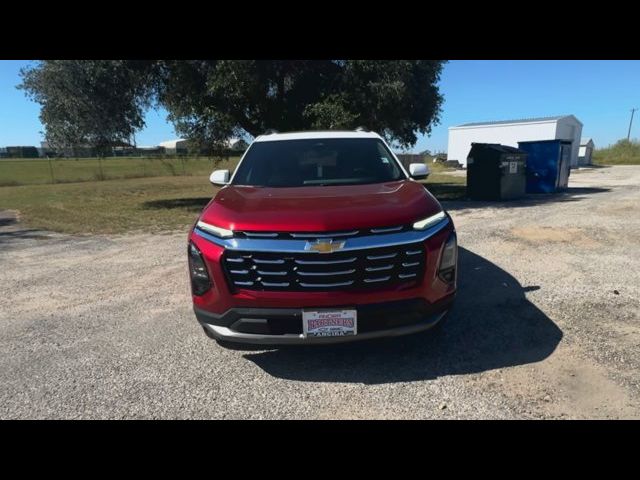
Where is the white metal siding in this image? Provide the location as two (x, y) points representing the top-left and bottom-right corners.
(448, 117), (584, 168)
(578, 146), (593, 165)
(554, 119), (582, 168)
(448, 122), (557, 167)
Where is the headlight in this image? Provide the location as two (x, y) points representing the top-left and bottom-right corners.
(188, 242), (212, 296)
(196, 220), (233, 238)
(413, 211), (447, 230)
(438, 233), (457, 284)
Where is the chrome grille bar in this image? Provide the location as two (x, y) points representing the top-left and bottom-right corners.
(370, 226), (403, 233)
(399, 273), (417, 279)
(367, 253), (397, 260)
(243, 232), (279, 237)
(261, 281), (290, 287)
(296, 269), (356, 276)
(227, 258), (245, 263)
(253, 258), (285, 264)
(365, 265), (393, 272)
(289, 231), (359, 238)
(364, 276), (391, 283)
(257, 270), (287, 276)
(294, 257), (356, 265)
(299, 281), (354, 288)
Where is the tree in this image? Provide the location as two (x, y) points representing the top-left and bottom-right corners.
(158, 60), (446, 148)
(19, 60), (156, 156)
(20, 60), (446, 151)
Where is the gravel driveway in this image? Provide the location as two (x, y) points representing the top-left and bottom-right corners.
(1, 165), (639, 419)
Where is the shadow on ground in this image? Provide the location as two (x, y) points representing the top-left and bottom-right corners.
(433, 186), (610, 210)
(0, 211), (52, 242)
(0, 229), (51, 241)
(242, 247), (563, 384)
(0, 216), (17, 227)
(143, 197), (212, 213)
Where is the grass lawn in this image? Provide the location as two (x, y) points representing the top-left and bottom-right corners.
(0, 176), (219, 234)
(593, 140), (640, 165)
(0, 156), (240, 186)
(0, 169), (467, 235)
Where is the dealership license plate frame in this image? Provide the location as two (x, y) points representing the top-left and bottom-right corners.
(302, 309), (358, 338)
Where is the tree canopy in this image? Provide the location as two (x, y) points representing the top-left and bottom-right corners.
(19, 60), (446, 151)
(19, 60), (156, 155)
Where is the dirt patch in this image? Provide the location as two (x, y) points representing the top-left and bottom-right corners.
(510, 227), (600, 248)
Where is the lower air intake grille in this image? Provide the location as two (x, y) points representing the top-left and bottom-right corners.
(222, 243), (426, 291)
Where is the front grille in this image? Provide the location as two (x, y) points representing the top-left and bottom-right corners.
(234, 225), (410, 240)
(222, 242), (426, 291)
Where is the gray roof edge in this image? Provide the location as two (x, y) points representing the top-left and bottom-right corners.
(450, 114), (582, 128)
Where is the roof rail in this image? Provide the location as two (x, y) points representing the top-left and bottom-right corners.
(263, 129), (279, 135)
(354, 126), (369, 132)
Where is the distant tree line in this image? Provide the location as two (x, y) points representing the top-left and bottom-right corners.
(19, 60), (446, 155)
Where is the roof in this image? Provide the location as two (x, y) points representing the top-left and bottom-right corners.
(254, 130), (381, 142)
(580, 138), (594, 145)
(159, 139), (186, 148)
(225, 138), (248, 148)
(451, 115), (582, 128)
(518, 139), (573, 145)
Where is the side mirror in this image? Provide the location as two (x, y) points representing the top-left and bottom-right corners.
(409, 163), (430, 180)
(209, 169), (230, 186)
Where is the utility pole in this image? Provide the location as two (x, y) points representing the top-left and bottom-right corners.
(628, 108), (638, 141)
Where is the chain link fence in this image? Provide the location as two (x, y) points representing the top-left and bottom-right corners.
(0, 156), (240, 187)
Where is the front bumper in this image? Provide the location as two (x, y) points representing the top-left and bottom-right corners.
(195, 295), (454, 345)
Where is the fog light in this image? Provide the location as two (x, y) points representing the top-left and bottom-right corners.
(188, 242), (212, 295)
(438, 232), (457, 284)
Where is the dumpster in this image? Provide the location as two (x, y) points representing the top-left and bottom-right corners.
(517, 139), (572, 193)
(466, 143), (528, 201)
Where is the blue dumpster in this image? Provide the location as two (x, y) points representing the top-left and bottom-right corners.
(517, 140), (572, 193)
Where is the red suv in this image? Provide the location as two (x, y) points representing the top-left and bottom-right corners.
(188, 130), (457, 345)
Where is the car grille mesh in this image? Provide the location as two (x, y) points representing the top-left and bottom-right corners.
(222, 242), (426, 291)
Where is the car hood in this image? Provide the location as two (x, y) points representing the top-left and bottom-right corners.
(199, 180), (443, 232)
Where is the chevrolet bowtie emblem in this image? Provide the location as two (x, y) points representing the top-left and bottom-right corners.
(305, 238), (346, 254)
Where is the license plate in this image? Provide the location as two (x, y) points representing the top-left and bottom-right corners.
(302, 309), (357, 338)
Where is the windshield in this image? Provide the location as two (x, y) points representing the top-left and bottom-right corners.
(231, 138), (405, 187)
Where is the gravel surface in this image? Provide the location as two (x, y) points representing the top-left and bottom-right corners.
(1, 165), (639, 419)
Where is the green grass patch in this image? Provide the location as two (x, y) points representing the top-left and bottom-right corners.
(0, 156), (240, 186)
(422, 172), (467, 200)
(0, 176), (220, 234)
(0, 168), (468, 235)
(593, 139), (640, 165)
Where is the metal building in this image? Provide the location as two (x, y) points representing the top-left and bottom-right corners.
(159, 139), (189, 155)
(447, 115), (583, 169)
(578, 138), (595, 166)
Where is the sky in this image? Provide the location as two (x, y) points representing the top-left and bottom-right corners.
(1, 60), (639, 152)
